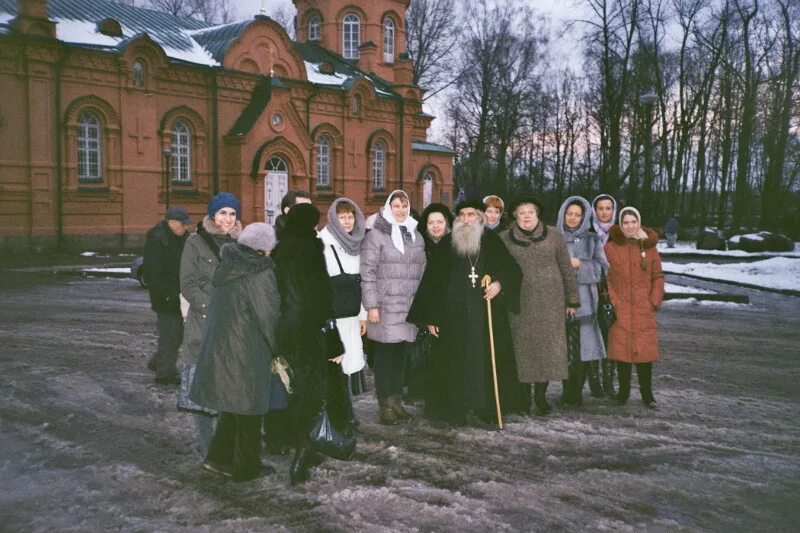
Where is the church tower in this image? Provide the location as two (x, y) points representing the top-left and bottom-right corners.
(293, 0), (410, 84)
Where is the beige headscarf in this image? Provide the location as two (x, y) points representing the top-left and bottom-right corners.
(619, 206), (648, 240)
(619, 206), (649, 269)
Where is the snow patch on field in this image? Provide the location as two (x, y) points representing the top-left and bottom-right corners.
(663, 257), (800, 291)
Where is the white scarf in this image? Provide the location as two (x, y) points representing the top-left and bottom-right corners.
(381, 190), (418, 254)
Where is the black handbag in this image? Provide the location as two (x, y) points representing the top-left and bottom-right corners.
(597, 273), (617, 331)
(308, 362), (356, 460)
(328, 245), (362, 318)
(319, 319), (345, 360)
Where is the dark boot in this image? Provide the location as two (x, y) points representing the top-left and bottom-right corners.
(602, 359), (617, 398)
(636, 363), (656, 408)
(388, 395), (414, 421)
(290, 448), (312, 485)
(616, 362), (632, 405)
(378, 397), (399, 425)
(588, 361), (604, 398)
(533, 382), (551, 415)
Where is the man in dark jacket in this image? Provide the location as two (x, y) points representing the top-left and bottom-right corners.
(144, 206), (192, 385)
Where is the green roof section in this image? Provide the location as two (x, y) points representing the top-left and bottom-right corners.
(190, 19), (253, 63)
(293, 41), (398, 97)
(411, 141), (454, 154)
(0, 0), (210, 51)
(227, 77), (273, 136)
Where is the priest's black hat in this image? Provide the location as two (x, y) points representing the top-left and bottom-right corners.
(508, 195), (545, 216)
(454, 199), (485, 215)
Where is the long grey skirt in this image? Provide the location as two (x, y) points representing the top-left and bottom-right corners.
(579, 315), (607, 362)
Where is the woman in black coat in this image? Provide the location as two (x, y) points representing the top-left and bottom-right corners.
(271, 203), (349, 485)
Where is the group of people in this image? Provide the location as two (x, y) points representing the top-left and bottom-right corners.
(143, 186), (665, 485)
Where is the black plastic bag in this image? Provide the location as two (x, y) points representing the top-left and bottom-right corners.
(308, 362), (356, 460)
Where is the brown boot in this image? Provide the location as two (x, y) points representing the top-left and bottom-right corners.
(378, 397), (399, 425)
(389, 395), (414, 421)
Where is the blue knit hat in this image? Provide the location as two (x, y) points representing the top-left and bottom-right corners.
(207, 192), (240, 218)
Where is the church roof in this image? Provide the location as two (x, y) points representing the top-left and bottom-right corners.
(0, 0), (400, 95)
(412, 141), (454, 155)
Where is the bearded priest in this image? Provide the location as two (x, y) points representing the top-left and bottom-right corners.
(407, 200), (527, 425)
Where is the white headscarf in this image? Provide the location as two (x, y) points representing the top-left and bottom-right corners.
(381, 190), (418, 254)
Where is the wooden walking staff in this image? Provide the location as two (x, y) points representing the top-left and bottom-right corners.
(481, 275), (503, 430)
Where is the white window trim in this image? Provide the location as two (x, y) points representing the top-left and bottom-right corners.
(343, 13), (360, 59)
(309, 15), (321, 41)
(383, 18), (395, 64)
(171, 121), (192, 183)
(372, 141), (386, 191)
(77, 113), (102, 181)
(316, 135), (332, 187)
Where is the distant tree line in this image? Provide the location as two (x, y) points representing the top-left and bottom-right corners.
(407, 0), (800, 233)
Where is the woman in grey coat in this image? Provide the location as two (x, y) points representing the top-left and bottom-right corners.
(557, 196), (609, 404)
(360, 190), (426, 425)
(179, 192), (241, 454)
(501, 196), (580, 416)
(190, 223), (280, 481)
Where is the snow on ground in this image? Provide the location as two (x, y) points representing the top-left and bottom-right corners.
(658, 241), (800, 257)
(665, 283), (716, 294)
(663, 257), (800, 292)
(1, 276), (798, 530)
(663, 298), (752, 308)
(81, 267), (131, 274)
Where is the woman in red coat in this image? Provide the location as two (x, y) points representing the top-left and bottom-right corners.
(604, 206), (665, 408)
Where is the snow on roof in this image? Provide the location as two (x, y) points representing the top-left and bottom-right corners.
(304, 61), (349, 86)
(55, 18), (130, 48)
(741, 233), (764, 241)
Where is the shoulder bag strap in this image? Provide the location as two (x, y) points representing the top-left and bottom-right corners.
(330, 245), (346, 275)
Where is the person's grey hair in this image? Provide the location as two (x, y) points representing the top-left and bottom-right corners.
(238, 222), (277, 253)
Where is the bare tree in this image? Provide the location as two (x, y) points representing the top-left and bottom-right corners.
(270, 5), (296, 40)
(760, 0), (800, 230)
(406, 0), (463, 99)
(145, 0), (233, 24)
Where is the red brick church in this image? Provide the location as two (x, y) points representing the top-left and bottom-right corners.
(0, 0), (454, 251)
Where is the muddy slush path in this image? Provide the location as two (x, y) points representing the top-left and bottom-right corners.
(0, 273), (798, 532)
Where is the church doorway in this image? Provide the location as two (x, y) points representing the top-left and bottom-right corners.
(264, 156), (288, 224)
(422, 172), (434, 208)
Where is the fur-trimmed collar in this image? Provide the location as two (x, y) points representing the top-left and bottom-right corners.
(201, 215), (242, 239)
(213, 242), (273, 286)
(609, 224), (659, 248)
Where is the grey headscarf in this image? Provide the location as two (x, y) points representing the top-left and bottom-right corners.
(325, 197), (366, 255)
(557, 195), (592, 242)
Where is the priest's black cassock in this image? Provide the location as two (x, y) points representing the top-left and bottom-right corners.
(408, 229), (527, 423)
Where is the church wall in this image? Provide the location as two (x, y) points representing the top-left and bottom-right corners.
(0, 3), (451, 253)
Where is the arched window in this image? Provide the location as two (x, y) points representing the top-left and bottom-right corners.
(171, 121), (191, 183)
(267, 156), (288, 172)
(77, 112), (102, 181)
(309, 15), (321, 41)
(372, 141), (386, 191)
(343, 13), (360, 59)
(132, 61), (145, 87)
(316, 134), (332, 187)
(383, 18), (395, 63)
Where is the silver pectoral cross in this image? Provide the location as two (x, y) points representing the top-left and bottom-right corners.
(468, 266), (479, 288)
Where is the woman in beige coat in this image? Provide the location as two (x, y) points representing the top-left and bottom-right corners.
(501, 195), (579, 416)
